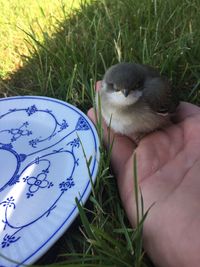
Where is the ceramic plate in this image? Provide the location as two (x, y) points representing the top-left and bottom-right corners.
(0, 96), (100, 266)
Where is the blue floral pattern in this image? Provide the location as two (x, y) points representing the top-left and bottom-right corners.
(1, 234), (20, 248)
(0, 96), (99, 267)
(26, 105), (38, 116)
(0, 197), (16, 209)
(23, 171), (54, 198)
(0, 121), (32, 143)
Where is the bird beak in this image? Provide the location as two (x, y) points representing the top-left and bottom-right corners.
(121, 89), (129, 97)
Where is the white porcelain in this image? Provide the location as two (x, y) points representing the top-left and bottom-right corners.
(0, 96), (100, 266)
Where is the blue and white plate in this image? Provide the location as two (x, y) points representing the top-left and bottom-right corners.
(0, 96), (100, 266)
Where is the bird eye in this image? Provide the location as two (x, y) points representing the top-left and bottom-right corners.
(106, 83), (114, 90)
(106, 83), (120, 92)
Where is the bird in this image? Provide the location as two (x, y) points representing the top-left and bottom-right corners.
(96, 62), (179, 141)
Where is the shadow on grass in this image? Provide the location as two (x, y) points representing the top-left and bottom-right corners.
(1, 0), (200, 106)
(0, 0), (116, 111)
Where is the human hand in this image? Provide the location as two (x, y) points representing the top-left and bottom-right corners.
(88, 81), (200, 267)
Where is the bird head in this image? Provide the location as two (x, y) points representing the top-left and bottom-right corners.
(102, 63), (146, 105)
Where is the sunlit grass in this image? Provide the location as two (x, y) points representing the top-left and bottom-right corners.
(0, 0), (85, 77)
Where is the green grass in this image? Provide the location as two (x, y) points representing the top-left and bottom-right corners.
(0, 0), (83, 77)
(0, 0), (200, 266)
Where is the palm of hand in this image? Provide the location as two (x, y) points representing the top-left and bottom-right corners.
(123, 107), (200, 217)
(88, 101), (200, 267)
(107, 104), (200, 267)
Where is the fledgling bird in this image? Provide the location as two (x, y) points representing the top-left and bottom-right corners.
(96, 62), (179, 140)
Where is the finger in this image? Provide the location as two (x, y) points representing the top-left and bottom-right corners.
(96, 80), (102, 91)
(173, 101), (200, 122)
(87, 108), (136, 175)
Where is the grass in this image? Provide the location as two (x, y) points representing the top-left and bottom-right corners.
(0, 0), (83, 78)
(0, 0), (200, 266)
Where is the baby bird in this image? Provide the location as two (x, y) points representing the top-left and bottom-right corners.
(96, 62), (179, 140)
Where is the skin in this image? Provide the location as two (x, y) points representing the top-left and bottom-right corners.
(87, 81), (200, 267)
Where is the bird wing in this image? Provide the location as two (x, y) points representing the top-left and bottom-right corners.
(142, 77), (179, 114)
